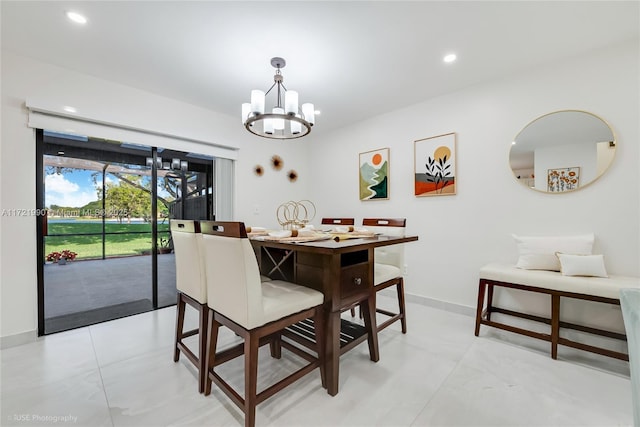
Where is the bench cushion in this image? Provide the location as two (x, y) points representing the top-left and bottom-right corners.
(480, 262), (640, 300)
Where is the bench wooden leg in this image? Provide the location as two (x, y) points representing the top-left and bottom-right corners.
(551, 294), (560, 360)
(475, 279), (487, 336)
(486, 283), (494, 321)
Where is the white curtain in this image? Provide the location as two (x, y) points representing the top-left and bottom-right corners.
(214, 158), (235, 220)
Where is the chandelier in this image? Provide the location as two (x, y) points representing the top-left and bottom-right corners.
(241, 57), (315, 140)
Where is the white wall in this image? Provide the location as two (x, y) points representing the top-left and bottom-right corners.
(309, 40), (639, 331)
(0, 51), (311, 343)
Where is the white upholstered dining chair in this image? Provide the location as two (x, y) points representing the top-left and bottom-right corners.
(200, 221), (325, 427)
(171, 219), (208, 393)
(321, 217), (355, 228)
(362, 218), (408, 333)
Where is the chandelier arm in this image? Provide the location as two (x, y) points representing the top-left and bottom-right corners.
(264, 82), (277, 96)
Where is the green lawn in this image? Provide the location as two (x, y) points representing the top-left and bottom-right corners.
(45, 222), (171, 260)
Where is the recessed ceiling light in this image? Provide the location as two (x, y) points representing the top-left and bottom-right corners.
(443, 53), (457, 63)
(314, 110), (321, 115)
(66, 11), (87, 24)
(63, 106), (77, 113)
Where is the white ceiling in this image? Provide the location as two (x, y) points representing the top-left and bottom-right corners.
(2, 1), (638, 136)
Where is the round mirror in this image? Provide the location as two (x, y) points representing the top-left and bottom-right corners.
(510, 110), (616, 193)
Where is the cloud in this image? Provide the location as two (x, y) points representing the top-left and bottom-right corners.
(46, 174), (79, 193)
(45, 174), (96, 208)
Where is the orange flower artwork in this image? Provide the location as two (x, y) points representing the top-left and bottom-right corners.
(547, 167), (580, 192)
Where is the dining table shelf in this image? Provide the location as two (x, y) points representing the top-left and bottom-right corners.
(282, 317), (369, 354)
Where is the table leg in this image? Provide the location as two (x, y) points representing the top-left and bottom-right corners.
(326, 309), (341, 396)
(361, 296), (380, 362)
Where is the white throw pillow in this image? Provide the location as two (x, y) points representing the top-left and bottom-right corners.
(512, 234), (594, 271)
(556, 253), (608, 278)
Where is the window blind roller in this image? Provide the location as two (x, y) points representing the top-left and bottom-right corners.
(27, 106), (238, 161)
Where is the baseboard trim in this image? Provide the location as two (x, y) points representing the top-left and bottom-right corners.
(377, 287), (475, 317)
(405, 293), (475, 317)
(1, 329), (37, 349)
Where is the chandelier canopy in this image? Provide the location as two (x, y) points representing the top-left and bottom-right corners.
(241, 57), (314, 140)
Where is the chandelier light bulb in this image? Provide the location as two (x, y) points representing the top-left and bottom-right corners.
(251, 90), (265, 114)
(285, 91), (298, 115)
(263, 118), (274, 135)
(241, 103), (251, 124)
(301, 103), (315, 126)
(291, 115), (302, 135)
(273, 108), (285, 130)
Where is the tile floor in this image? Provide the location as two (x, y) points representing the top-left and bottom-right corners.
(1, 295), (633, 426)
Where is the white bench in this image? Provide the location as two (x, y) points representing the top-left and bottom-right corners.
(475, 262), (640, 361)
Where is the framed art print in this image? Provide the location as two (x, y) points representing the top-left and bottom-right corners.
(359, 148), (389, 200)
(414, 132), (456, 197)
(547, 167), (580, 192)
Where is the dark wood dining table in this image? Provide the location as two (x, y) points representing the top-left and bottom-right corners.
(250, 233), (418, 396)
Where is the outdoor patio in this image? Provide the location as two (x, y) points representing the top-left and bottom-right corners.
(44, 253), (176, 333)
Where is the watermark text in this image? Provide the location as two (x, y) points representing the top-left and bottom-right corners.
(2, 208), (129, 217)
(8, 413), (78, 423)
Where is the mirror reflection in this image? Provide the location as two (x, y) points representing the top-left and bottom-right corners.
(510, 110), (616, 193)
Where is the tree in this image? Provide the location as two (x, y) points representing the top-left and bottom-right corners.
(103, 178), (152, 223)
(95, 173), (176, 223)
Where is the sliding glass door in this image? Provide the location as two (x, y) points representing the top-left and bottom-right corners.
(37, 130), (214, 335)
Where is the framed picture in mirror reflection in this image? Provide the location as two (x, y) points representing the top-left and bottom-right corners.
(547, 167), (580, 192)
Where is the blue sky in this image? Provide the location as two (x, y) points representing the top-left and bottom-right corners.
(45, 170), (173, 208)
(45, 170), (101, 208)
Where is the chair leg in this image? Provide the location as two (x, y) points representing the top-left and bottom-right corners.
(174, 292), (186, 362)
(269, 333), (282, 359)
(198, 303), (209, 394)
(204, 310), (219, 396)
(244, 331), (260, 427)
(396, 278), (407, 334)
